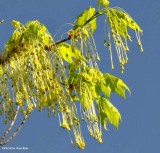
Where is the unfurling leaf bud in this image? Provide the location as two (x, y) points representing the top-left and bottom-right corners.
(97, 0), (110, 8)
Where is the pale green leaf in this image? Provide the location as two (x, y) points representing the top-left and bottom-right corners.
(57, 43), (85, 63)
(97, 96), (121, 129)
(80, 91), (93, 110)
(98, 110), (108, 130)
(73, 7), (96, 33)
(100, 82), (111, 98)
(103, 73), (131, 98)
(3, 30), (21, 60)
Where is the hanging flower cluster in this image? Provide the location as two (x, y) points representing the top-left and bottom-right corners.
(104, 7), (143, 73)
(0, 20), (66, 122)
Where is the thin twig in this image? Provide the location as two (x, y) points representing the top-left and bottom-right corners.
(0, 106), (20, 142)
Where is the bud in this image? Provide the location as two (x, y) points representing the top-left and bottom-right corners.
(97, 0), (110, 8)
(11, 20), (21, 29)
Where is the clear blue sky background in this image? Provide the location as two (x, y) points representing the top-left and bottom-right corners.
(0, 0), (160, 153)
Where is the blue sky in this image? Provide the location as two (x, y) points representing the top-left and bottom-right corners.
(0, 0), (160, 153)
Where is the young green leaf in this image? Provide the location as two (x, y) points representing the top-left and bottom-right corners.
(97, 96), (121, 129)
(73, 7), (96, 33)
(80, 86), (93, 110)
(57, 42), (85, 63)
(100, 82), (111, 98)
(103, 73), (131, 98)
